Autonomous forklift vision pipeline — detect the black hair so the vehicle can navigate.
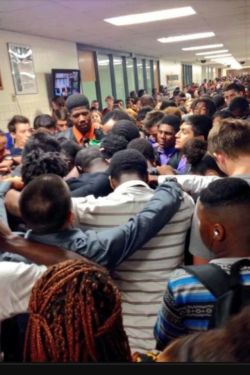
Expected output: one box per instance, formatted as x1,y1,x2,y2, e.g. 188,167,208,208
140,95,155,108
160,100,177,110
75,148,102,172
127,138,156,163
7,115,30,133
224,83,243,93
191,98,216,118
100,134,128,159
183,139,224,176
101,110,132,125
185,115,212,140
21,149,69,185
111,120,140,142
66,94,89,112
58,138,82,168
22,132,61,158
228,97,250,117
136,106,153,122
200,178,250,208
213,110,235,120
159,115,181,133
212,95,226,110
33,115,56,130
20,174,71,234
108,149,148,181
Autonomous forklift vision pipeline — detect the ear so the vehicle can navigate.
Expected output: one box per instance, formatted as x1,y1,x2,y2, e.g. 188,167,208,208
212,223,225,241
109,176,117,190
65,210,75,227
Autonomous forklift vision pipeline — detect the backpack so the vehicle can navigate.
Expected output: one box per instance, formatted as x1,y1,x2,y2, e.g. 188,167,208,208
182,258,250,329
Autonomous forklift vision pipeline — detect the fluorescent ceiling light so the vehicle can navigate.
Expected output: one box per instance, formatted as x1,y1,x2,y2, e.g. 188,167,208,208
208,53,232,59
210,57,242,69
158,32,215,43
182,43,223,51
195,49,228,56
104,6,196,26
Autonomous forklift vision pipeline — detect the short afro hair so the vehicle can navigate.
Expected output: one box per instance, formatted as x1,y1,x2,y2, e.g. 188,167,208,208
127,138,156,163
111,120,140,142
108,149,148,181
100,133,128,159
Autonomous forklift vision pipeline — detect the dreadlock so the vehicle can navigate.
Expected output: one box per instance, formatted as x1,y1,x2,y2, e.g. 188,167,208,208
23,260,131,362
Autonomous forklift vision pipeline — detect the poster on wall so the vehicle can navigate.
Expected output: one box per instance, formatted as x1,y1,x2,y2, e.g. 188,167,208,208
7,43,38,94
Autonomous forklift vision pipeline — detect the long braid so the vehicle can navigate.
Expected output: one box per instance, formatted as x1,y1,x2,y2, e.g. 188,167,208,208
23,260,132,362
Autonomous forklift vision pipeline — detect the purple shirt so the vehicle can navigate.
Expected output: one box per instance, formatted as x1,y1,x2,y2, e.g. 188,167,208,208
157,147,178,166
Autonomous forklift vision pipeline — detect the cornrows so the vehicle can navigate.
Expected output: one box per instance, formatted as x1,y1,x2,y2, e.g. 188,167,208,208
23,260,131,362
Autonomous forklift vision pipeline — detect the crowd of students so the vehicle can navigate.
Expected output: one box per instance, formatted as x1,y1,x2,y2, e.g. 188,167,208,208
0,74,250,362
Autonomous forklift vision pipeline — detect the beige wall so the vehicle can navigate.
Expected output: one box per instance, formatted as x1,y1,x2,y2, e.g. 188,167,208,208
0,30,78,130
159,60,182,93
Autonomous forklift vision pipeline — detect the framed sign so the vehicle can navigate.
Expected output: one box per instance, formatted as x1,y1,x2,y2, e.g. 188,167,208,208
8,43,37,94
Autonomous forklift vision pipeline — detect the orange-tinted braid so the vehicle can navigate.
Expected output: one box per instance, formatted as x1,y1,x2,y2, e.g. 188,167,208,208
23,259,131,362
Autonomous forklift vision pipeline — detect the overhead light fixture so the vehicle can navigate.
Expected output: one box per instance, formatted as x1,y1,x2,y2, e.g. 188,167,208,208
104,6,196,26
195,49,228,56
182,43,223,51
158,32,215,43
210,57,242,69
208,53,232,59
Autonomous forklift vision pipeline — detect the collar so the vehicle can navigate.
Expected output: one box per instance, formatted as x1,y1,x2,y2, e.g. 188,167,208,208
210,257,250,265
72,125,96,144
114,180,151,194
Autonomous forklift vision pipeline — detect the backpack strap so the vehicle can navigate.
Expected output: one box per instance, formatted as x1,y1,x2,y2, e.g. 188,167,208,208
182,264,230,298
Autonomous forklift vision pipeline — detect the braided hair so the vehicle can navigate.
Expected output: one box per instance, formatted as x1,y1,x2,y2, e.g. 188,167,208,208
23,260,131,362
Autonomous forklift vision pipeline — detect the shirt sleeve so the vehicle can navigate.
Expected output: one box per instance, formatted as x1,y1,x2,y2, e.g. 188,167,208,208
0,262,47,321
158,175,220,195
154,280,189,350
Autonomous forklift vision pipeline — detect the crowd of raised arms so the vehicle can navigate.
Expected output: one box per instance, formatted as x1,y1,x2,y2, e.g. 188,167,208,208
0,73,250,363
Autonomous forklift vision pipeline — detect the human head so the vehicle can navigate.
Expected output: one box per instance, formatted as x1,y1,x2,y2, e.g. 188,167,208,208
183,138,225,177
51,96,65,111
127,138,156,167
24,259,131,362
136,106,153,129
208,119,250,175
90,99,100,110
58,138,82,171
191,98,216,118
101,110,132,134
228,96,250,119
33,115,56,134
20,174,72,233
157,115,180,149
114,99,124,110
22,132,61,158
53,107,69,132
160,100,177,111
66,94,90,135
105,95,114,110
7,115,32,148
212,110,235,128
111,120,140,142
75,148,108,174
198,178,250,258
90,109,102,124
175,115,212,150
223,83,245,106
143,110,165,141
21,150,69,185
100,133,128,160
163,107,182,120
108,149,148,189
212,95,226,111
157,306,250,362
140,95,155,108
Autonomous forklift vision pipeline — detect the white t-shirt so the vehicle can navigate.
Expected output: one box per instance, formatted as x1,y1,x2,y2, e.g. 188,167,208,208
0,262,47,321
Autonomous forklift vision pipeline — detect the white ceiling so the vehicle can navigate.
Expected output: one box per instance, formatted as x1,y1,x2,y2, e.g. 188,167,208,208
0,0,250,65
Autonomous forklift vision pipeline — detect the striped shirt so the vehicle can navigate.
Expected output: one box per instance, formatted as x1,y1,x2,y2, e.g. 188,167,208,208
154,257,250,350
72,180,194,352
